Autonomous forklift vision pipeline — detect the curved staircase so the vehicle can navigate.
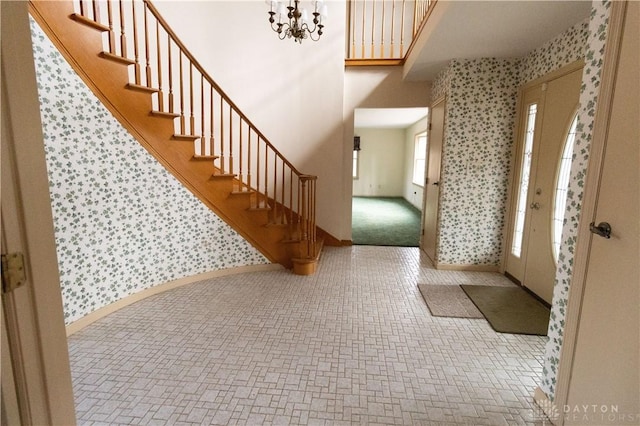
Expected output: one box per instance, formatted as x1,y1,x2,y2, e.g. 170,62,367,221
29,0,322,274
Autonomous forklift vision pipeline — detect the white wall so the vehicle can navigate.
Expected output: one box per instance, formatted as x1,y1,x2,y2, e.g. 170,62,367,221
151,3,431,242
153,0,346,239
352,128,405,197
403,116,428,209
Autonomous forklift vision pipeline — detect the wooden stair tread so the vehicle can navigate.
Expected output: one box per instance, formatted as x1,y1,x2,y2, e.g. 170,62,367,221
265,222,288,228
229,189,254,196
191,155,219,161
281,238,302,244
173,134,200,141
126,83,159,94
98,51,135,65
210,173,236,179
292,239,324,262
150,110,179,119
70,13,110,32
291,239,324,275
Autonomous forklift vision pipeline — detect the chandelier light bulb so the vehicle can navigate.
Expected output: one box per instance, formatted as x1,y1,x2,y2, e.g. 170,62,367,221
266,0,326,43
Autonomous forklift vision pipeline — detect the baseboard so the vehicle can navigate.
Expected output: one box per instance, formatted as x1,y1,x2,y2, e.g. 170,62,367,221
533,387,561,425
316,226,342,247
435,263,500,272
65,263,283,336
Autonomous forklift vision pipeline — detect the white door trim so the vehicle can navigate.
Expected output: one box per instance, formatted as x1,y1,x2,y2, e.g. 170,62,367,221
551,1,628,423
1,2,76,423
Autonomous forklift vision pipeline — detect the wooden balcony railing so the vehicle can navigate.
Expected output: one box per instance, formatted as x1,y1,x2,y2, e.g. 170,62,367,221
346,0,437,65
70,0,318,261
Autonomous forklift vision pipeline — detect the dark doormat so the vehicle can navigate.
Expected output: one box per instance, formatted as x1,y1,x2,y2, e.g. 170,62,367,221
460,285,551,336
417,284,483,319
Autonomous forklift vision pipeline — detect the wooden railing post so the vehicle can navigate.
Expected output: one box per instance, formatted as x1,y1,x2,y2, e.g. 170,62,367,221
69,0,320,271
346,0,437,63
298,175,318,258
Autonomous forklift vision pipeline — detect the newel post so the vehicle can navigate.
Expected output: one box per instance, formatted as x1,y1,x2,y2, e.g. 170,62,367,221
292,174,318,275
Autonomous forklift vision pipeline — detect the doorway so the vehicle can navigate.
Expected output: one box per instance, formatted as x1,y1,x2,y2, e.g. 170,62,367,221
421,97,444,263
505,63,583,304
351,108,428,246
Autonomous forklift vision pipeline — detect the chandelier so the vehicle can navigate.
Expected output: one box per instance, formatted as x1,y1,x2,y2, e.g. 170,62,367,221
266,0,328,43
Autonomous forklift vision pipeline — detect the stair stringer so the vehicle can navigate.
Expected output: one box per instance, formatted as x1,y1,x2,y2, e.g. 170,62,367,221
29,1,300,269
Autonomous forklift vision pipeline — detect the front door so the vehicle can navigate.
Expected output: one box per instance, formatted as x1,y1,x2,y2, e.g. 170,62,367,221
506,66,583,304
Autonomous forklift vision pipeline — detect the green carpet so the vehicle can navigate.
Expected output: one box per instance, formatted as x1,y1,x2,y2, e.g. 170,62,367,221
460,285,551,336
352,197,421,247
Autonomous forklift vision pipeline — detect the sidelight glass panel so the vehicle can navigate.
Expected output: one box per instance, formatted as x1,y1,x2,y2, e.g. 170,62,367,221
511,103,537,257
552,113,578,263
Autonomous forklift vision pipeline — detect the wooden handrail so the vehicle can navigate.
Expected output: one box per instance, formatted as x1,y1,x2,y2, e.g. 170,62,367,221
68,0,318,262
143,0,304,176
346,0,437,63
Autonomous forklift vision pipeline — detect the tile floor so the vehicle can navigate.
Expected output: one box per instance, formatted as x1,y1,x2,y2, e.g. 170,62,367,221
68,246,547,425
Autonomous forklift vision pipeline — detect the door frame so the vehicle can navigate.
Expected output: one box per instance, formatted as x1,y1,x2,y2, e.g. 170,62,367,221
420,96,445,263
1,2,76,423
501,60,585,277
545,1,630,421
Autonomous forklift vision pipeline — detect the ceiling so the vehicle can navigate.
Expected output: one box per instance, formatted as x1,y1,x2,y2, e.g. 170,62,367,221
404,0,592,81
354,107,429,129
355,1,591,129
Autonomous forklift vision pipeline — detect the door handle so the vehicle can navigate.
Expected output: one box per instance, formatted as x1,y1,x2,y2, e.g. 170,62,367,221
589,221,611,239
432,181,439,186
530,202,541,210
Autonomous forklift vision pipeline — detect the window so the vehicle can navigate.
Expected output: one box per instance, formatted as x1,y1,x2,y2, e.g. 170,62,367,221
352,149,359,179
511,103,537,258
412,132,427,186
552,113,578,263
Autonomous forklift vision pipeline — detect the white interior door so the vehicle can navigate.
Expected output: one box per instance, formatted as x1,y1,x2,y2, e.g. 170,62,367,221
422,97,444,263
506,66,582,304
566,1,639,417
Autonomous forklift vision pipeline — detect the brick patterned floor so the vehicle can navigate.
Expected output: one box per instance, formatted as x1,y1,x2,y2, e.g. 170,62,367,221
68,246,547,425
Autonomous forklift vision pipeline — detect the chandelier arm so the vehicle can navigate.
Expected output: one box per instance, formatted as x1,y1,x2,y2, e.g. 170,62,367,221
307,29,321,42
266,0,324,43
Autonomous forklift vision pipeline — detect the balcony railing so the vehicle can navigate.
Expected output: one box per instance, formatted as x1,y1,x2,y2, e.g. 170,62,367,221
346,0,437,64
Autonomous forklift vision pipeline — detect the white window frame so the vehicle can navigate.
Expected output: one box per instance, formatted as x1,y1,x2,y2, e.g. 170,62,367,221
412,131,427,186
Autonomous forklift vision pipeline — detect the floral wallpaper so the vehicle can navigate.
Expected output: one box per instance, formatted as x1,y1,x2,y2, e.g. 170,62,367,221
436,58,520,266
429,18,589,268
520,19,589,84
29,18,269,325
429,0,611,401
431,66,452,102
541,0,611,399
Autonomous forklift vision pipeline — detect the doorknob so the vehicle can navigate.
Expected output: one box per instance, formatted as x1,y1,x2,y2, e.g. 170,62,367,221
530,202,541,210
589,221,611,239
432,181,439,186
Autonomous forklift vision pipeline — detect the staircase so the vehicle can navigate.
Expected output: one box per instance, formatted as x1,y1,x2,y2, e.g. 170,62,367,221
29,0,322,275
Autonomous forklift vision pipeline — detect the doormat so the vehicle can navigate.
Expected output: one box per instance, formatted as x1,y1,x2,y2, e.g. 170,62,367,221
417,284,483,319
460,285,550,336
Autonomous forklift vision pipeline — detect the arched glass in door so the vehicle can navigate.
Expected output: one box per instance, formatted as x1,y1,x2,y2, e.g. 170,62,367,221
552,112,579,262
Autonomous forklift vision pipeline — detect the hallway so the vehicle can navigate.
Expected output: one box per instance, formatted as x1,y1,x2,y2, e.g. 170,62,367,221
68,246,545,424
